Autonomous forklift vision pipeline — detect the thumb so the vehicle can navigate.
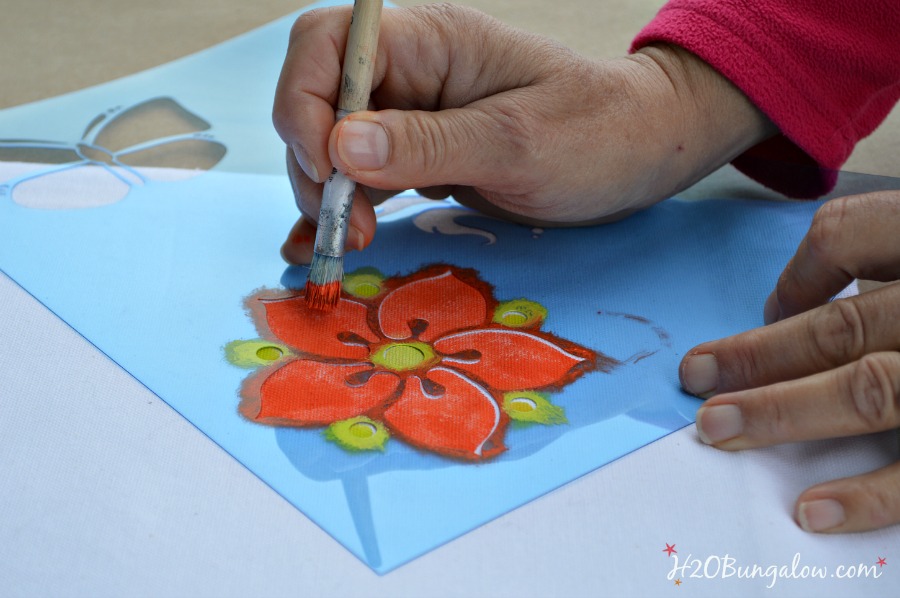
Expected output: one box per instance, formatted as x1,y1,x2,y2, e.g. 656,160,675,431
328,108,528,191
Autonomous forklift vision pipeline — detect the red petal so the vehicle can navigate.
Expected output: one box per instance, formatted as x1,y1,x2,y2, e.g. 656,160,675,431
377,269,488,342
383,367,506,460
241,359,398,425
258,295,378,359
435,328,593,391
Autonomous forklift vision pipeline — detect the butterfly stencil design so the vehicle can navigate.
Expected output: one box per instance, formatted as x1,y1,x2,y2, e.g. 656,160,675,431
0,97,226,209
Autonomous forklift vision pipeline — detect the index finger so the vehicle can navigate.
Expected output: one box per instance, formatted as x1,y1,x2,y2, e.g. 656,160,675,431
272,6,357,183
680,282,900,397
765,191,900,323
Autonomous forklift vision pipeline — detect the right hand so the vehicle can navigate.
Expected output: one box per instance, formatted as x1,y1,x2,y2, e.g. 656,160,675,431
273,3,774,264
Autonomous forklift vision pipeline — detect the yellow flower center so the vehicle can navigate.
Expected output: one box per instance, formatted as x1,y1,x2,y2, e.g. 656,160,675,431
349,421,378,438
508,397,538,412
370,341,437,371
492,299,547,328
499,310,529,327
255,346,284,361
501,391,568,425
342,268,386,298
324,416,390,452
351,282,381,297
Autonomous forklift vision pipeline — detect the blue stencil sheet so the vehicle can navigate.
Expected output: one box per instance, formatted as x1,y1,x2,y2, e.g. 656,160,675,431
0,1,823,573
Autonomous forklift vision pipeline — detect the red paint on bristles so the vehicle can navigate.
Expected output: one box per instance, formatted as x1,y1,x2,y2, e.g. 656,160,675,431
305,280,342,312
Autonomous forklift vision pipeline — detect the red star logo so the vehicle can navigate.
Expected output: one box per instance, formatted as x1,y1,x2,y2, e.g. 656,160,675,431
663,543,677,557
674,579,682,586
877,557,887,567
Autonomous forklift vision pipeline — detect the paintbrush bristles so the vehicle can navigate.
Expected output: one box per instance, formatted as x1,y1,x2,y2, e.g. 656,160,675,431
305,253,343,311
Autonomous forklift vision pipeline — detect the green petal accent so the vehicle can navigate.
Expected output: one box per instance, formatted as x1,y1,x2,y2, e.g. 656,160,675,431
325,416,390,452
343,267,386,298
502,391,567,425
225,339,293,368
493,299,548,328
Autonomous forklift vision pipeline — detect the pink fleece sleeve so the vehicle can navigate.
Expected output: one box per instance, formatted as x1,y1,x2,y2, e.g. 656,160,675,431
632,0,900,198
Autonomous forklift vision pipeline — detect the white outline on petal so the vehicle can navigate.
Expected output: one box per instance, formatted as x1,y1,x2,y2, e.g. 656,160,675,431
377,270,455,340
440,353,480,365
436,328,586,364
428,366,501,457
413,375,443,400
256,295,380,354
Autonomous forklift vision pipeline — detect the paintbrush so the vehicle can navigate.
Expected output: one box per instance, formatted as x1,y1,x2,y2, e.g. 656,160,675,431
305,0,384,311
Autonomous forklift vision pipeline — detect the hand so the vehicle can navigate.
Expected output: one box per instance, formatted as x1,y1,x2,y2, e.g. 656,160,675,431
680,190,900,533
273,3,774,263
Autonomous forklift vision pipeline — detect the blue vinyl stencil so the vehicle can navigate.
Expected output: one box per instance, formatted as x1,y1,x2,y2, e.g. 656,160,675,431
0,1,825,573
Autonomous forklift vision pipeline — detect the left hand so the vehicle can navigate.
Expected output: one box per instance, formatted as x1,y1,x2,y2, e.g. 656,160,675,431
679,190,900,533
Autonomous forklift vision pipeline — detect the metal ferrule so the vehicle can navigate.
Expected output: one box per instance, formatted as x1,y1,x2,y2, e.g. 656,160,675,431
314,168,356,257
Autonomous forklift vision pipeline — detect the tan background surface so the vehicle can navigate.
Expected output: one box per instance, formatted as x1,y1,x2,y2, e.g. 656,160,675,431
1,0,897,177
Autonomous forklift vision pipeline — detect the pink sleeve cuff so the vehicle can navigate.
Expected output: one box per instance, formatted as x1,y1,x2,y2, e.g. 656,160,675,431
632,0,900,198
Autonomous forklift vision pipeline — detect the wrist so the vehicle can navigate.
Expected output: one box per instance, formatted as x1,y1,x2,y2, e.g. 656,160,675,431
627,44,777,198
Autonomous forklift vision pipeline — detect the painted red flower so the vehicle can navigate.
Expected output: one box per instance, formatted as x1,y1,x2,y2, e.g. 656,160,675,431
228,265,615,461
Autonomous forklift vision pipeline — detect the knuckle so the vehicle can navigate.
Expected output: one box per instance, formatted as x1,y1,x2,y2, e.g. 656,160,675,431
289,8,328,46
807,197,850,261
847,353,900,429
483,105,543,190
775,253,807,300
271,101,294,141
853,476,898,529
762,392,793,439
490,101,536,152
416,3,480,29
412,4,491,64
398,113,449,181
285,151,320,217
773,262,796,306
398,107,540,190
718,331,768,391
809,299,866,367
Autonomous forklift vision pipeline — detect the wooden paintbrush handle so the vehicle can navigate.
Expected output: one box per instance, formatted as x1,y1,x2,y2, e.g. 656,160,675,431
338,0,383,114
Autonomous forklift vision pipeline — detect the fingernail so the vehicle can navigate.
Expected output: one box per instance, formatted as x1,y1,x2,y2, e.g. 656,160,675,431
282,218,316,265
797,499,846,532
681,353,719,397
292,143,320,183
763,291,780,324
696,404,742,444
344,226,365,251
338,119,389,170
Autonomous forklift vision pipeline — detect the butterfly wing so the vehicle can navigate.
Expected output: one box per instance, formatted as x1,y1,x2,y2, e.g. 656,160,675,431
7,162,131,210
85,97,227,181
2,99,226,208
0,140,80,164
0,140,81,183
87,97,214,153
115,134,226,182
